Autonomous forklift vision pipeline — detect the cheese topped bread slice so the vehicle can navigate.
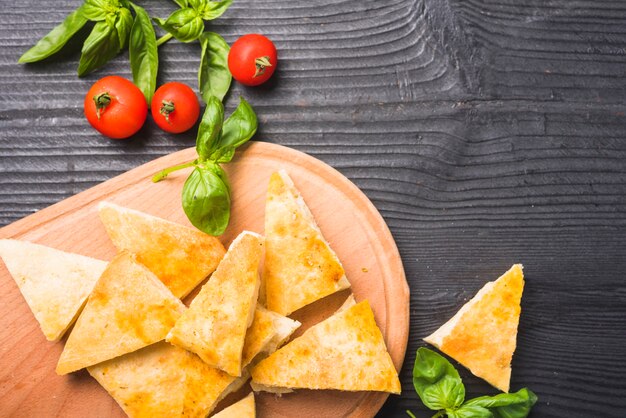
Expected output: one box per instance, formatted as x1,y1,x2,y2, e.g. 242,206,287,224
263,170,350,316
56,251,185,375
88,342,187,418
167,231,263,377
250,299,401,394
0,239,107,341
183,307,300,418
424,264,525,392
98,201,226,298
212,392,255,418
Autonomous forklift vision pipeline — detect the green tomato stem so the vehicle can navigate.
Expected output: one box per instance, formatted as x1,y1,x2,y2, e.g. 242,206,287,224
156,33,173,47
151,160,196,183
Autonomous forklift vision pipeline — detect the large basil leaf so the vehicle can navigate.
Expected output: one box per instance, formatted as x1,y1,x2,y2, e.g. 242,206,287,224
182,165,231,236
78,20,121,76
196,96,224,160
153,8,204,43
114,7,133,49
412,348,465,411
197,0,233,20
211,97,257,162
198,32,231,102
129,3,158,105
449,405,494,418
464,388,538,418
19,7,89,63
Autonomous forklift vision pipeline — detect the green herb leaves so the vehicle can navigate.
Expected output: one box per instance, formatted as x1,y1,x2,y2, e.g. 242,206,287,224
129,3,158,104
153,97,258,236
199,32,231,102
408,348,537,418
155,0,233,43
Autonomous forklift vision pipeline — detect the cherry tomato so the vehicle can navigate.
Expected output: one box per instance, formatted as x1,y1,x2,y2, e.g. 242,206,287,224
228,34,277,86
84,75,147,139
151,82,200,134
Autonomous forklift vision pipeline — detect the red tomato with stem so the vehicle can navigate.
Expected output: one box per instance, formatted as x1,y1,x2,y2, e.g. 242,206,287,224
228,34,277,86
151,82,200,134
84,75,147,139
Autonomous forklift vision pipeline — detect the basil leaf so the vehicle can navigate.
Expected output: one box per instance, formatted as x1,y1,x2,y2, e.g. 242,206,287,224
115,7,133,49
196,96,224,160
198,31,231,102
412,348,465,411
18,7,89,63
210,97,257,162
464,388,538,418
449,405,494,418
78,20,121,76
153,8,204,43
129,3,158,105
173,0,188,7
198,0,233,20
182,165,231,236
83,0,119,22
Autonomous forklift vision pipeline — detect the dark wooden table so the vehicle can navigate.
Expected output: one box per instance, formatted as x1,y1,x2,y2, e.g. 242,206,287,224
1,1,626,417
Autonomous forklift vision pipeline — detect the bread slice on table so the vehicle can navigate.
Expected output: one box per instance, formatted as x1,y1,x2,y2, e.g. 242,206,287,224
250,298,401,394
98,201,225,298
56,251,185,375
263,170,351,316
424,264,525,392
167,231,263,377
182,307,300,418
88,342,187,418
212,392,255,418
0,239,107,342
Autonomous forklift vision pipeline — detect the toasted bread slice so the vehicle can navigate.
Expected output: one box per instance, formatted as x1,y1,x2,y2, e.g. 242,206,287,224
167,231,263,376
88,342,187,418
250,300,401,394
98,202,225,298
0,239,107,341
213,392,255,418
183,307,300,418
263,170,350,316
56,251,185,374
424,264,525,392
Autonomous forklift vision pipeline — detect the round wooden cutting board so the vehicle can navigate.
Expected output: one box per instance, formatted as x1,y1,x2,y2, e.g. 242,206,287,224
0,141,410,418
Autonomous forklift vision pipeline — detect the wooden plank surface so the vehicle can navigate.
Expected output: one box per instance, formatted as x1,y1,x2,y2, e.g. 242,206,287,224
1,0,626,417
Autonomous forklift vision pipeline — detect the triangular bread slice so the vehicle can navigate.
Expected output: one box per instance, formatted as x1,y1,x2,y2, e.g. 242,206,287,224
88,342,187,418
264,170,350,315
167,231,263,376
250,299,401,394
213,392,255,418
56,251,186,374
0,239,107,341
98,201,226,298
424,264,524,392
183,307,300,417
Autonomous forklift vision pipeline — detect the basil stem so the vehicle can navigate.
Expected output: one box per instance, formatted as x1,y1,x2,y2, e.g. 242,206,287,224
129,3,158,105
18,6,89,63
198,31,231,103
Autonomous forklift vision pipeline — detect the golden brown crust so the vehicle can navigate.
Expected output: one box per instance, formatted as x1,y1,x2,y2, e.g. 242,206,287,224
88,342,187,418
250,300,401,394
0,239,107,341
263,171,350,316
98,202,226,298
166,232,263,377
424,264,525,392
56,251,185,375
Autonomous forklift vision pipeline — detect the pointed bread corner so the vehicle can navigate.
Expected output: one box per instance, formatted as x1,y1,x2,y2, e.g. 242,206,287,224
250,300,400,394
56,251,185,375
212,392,255,418
424,264,525,392
98,201,226,298
263,170,350,316
0,239,107,342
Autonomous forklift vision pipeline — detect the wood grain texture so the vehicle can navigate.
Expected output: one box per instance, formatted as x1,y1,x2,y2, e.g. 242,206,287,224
0,143,409,418
1,0,626,417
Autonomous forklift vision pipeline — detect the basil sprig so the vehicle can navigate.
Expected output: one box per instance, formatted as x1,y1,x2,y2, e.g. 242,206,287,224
152,96,257,236
199,32,231,102
408,348,537,418
154,0,232,43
